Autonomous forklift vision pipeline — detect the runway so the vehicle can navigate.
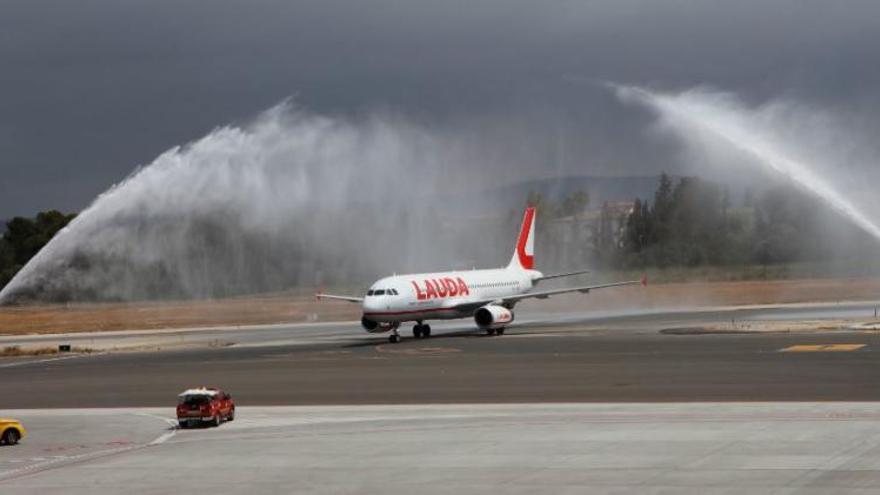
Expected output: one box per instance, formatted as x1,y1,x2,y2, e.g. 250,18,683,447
3,302,880,408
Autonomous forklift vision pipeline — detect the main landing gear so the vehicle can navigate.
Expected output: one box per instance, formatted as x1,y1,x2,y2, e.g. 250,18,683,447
386,322,431,343
485,327,505,336
412,323,432,339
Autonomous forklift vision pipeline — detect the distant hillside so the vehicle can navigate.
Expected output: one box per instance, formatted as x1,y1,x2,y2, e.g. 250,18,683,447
447,175,666,215
495,175,662,204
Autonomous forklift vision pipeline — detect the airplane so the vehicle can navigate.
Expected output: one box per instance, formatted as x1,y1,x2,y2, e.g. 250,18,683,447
316,206,646,343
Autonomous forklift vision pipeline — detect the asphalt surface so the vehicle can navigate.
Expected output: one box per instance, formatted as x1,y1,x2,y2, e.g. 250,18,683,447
3,303,880,408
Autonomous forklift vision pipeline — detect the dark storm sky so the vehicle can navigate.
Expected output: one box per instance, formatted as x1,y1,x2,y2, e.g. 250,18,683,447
2,0,879,217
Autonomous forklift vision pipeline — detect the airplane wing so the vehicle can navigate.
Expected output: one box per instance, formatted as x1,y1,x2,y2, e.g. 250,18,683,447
501,276,646,304
315,292,363,303
533,269,591,283
447,275,647,312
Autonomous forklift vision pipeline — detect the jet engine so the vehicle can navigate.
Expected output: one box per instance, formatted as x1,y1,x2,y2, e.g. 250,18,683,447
361,317,396,333
473,305,514,330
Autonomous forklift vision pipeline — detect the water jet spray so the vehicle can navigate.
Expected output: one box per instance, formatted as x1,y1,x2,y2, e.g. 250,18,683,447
614,85,880,244
0,103,513,304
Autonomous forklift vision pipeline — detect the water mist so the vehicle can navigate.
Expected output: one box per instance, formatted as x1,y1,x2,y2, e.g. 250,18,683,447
0,103,517,303
615,85,880,243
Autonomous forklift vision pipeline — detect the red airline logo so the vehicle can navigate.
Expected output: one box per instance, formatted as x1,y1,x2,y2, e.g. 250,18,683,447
516,207,535,269
411,277,471,300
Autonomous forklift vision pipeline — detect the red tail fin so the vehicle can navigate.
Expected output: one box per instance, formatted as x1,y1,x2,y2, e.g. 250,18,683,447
508,207,535,270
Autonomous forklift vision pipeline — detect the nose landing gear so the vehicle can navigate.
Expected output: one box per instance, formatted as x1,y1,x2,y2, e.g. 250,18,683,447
388,323,402,343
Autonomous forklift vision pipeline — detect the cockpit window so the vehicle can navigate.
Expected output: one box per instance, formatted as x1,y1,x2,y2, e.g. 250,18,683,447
366,288,398,296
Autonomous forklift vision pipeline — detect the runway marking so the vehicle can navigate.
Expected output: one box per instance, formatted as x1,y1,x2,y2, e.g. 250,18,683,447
0,353,92,368
780,344,866,352
149,430,176,445
0,414,177,483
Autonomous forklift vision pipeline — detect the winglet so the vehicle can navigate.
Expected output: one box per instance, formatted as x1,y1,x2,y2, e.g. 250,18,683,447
640,274,648,287
315,289,323,301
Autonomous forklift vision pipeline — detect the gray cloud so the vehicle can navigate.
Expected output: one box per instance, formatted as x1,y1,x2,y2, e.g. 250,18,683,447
2,0,880,217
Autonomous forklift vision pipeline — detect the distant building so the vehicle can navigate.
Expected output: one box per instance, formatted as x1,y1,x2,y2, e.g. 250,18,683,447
548,200,635,260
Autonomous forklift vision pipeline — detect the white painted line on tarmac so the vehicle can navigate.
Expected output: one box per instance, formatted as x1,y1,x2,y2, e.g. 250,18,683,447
149,431,176,445
0,412,177,483
0,444,138,482
135,412,178,445
0,353,95,368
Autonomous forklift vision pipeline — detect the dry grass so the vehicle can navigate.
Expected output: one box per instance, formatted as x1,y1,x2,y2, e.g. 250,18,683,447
0,293,361,336
0,277,879,336
1,345,94,357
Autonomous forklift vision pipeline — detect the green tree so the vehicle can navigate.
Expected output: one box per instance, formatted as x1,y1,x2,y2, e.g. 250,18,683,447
623,198,651,255
525,190,558,224
652,172,673,243
617,175,756,268
592,202,616,263
0,210,76,290
559,190,590,217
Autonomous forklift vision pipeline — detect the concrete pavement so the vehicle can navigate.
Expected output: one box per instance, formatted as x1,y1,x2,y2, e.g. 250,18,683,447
4,404,880,494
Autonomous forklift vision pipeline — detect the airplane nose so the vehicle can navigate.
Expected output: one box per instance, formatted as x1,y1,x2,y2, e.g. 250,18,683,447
362,298,380,313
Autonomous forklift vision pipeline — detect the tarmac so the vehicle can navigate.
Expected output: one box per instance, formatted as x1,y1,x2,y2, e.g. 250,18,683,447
3,302,880,492
4,403,880,494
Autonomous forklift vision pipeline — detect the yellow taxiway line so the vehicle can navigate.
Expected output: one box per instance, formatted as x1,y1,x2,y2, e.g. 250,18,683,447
780,344,866,352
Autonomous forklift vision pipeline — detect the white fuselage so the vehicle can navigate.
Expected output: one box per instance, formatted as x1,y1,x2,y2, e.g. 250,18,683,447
361,267,542,324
